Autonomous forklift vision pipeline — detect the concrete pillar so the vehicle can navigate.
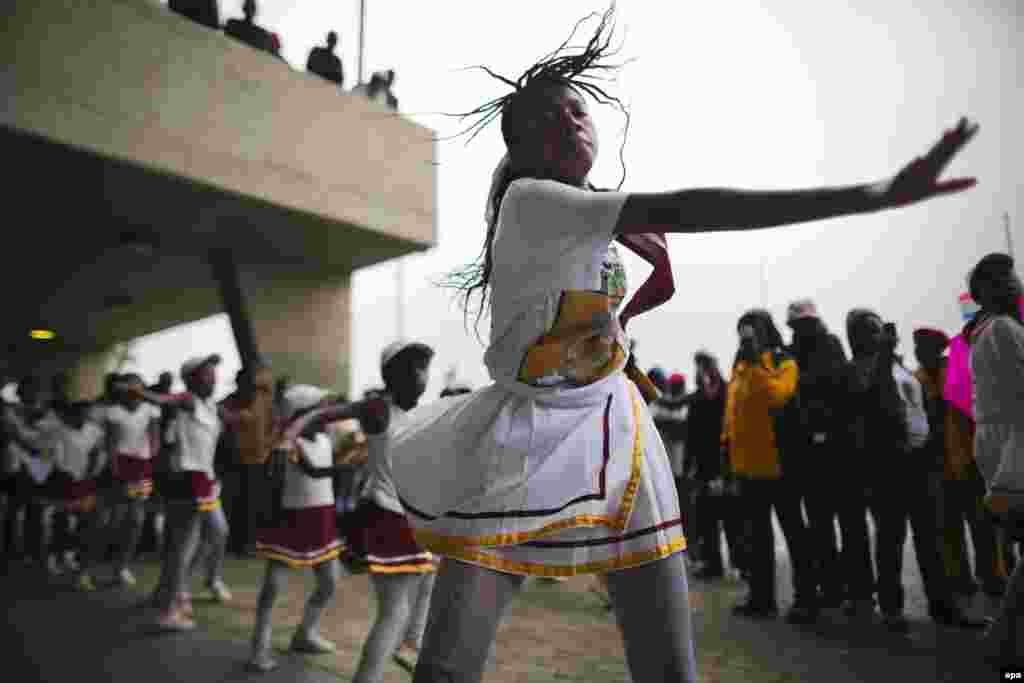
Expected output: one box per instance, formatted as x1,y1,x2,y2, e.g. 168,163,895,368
246,272,352,393
209,248,263,369
68,348,118,401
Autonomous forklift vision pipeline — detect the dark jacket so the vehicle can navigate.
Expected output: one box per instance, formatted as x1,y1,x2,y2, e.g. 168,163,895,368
787,325,849,444
686,376,727,481
844,310,906,457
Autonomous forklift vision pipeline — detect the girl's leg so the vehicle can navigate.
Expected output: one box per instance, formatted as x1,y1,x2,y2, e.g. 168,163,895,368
293,558,340,650
249,559,289,671
150,500,185,606
986,555,1024,663
201,506,230,599
37,502,56,573
0,492,9,563
353,572,427,683
604,553,699,683
412,560,526,683
152,502,166,557
115,498,147,582
402,570,437,649
159,504,202,624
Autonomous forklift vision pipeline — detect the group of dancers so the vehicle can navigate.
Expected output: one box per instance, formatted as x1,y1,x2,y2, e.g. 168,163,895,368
4,3,1012,680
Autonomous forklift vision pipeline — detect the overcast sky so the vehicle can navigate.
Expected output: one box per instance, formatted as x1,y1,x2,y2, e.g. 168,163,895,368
134,0,1022,400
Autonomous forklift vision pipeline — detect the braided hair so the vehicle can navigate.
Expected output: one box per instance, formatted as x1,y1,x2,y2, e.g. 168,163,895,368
436,4,632,341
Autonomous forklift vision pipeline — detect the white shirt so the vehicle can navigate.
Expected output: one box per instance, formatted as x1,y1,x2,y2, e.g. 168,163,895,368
2,406,61,477
53,422,105,481
104,403,161,459
483,179,629,386
972,315,1024,425
364,402,407,514
167,396,221,476
892,362,929,450
282,432,336,510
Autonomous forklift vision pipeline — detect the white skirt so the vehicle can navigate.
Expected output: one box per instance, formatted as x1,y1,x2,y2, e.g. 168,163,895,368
389,371,686,576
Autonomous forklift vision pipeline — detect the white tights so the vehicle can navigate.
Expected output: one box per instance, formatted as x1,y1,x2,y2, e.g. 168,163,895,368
251,558,340,652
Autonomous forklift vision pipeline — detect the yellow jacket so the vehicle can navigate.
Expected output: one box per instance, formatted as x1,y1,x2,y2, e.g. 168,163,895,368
721,350,799,480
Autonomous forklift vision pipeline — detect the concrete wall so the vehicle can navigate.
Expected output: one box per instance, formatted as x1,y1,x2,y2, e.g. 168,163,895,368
246,273,352,392
0,0,435,247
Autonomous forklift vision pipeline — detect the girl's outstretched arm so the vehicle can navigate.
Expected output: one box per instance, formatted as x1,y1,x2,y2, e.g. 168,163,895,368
615,118,978,235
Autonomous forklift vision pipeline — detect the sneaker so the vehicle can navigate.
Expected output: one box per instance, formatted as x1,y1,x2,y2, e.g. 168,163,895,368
246,650,279,673
290,630,336,654
155,607,196,632
208,580,232,603
118,568,137,587
62,552,80,573
176,592,194,618
46,555,65,577
76,573,97,592
732,600,779,619
882,613,910,634
392,642,419,672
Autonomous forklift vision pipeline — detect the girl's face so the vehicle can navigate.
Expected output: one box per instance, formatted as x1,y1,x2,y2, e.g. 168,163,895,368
520,85,598,186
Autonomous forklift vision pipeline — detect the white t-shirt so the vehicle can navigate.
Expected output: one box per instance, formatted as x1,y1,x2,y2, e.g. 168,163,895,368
2,407,62,477
104,403,161,459
53,422,106,481
892,362,929,450
167,397,221,476
282,432,336,510
364,402,407,514
482,178,630,385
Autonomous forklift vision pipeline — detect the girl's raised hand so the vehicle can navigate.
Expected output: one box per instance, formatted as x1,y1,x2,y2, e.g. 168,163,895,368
882,117,979,208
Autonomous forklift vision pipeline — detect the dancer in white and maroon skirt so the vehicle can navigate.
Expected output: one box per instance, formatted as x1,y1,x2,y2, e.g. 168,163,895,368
101,373,162,587
144,354,235,631
350,341,438,683
247,384,351,672
1,376,62,572
50,401,108,591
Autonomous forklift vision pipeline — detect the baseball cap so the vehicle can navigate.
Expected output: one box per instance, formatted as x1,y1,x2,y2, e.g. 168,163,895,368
180,354,222,379
282,384,330,421
787,298,820,323
668,372,686,386
380,340,434,373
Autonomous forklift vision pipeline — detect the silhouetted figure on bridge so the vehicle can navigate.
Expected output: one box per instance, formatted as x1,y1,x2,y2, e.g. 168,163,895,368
224,0,282,60
354,70,398,110
169,0,220,30
306,31,344,87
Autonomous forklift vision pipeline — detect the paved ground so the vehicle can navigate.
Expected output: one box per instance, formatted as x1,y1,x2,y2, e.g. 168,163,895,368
0,517,1017,683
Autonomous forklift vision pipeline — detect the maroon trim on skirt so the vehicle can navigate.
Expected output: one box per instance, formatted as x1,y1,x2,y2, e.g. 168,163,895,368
65,478,97,502
356,501,430,561
113,453,153,484
188,471,216,499
256,505,339,556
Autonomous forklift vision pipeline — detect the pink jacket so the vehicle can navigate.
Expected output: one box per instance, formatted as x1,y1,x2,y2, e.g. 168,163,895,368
944,333,973,420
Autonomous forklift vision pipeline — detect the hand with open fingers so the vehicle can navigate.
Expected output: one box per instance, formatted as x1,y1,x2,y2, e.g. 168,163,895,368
881,117,979,208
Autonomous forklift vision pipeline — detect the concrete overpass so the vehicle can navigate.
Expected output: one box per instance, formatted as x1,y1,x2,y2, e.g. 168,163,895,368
0,0,436,398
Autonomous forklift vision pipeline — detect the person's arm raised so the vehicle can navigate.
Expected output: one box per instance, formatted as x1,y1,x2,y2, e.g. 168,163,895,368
615,118,978,236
